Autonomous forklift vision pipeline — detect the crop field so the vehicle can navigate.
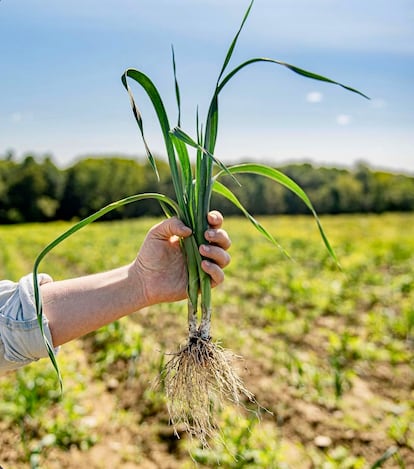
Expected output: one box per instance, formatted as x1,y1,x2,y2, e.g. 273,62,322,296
0,213,413,468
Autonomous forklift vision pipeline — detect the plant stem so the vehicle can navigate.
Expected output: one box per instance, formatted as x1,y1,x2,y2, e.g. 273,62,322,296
182,236,200,338
187,300,198,338
199,304,212,340
197,93,218,338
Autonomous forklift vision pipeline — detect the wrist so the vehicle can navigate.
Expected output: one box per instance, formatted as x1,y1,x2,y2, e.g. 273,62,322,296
126,262,151,311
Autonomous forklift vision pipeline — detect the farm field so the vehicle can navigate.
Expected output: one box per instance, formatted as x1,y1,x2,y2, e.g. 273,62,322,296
0,213,413,468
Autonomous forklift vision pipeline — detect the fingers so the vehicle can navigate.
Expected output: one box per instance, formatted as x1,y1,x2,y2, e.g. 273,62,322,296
204,227,232,250
199,243,231,269
207,210,223,229
151,212,231,250
199,243,230,287
146,212,230,289
200,260,224,287
206,210,231,250
200,211,231,288
150,217,192,240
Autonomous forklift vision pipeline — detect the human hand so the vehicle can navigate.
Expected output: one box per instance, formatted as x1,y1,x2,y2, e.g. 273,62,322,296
132,211,231,306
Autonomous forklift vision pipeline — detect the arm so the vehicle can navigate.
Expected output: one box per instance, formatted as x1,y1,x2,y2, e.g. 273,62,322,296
40,211,231,347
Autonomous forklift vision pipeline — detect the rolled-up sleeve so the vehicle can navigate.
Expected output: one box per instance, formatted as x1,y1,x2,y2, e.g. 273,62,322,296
0,273,58,373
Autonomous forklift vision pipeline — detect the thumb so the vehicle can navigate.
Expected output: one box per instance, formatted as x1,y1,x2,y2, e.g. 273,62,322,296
151,217,192,240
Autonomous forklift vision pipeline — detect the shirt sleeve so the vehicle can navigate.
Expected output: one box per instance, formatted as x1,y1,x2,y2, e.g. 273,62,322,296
0,273,58,373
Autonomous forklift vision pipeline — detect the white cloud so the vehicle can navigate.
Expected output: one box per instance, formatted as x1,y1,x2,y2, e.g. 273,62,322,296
336,114,352,126
9,111,33,124
306,91,323,103
10,112,23,123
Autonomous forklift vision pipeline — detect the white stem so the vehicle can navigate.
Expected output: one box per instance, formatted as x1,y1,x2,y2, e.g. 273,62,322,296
188,300,198,338
199,306,212,339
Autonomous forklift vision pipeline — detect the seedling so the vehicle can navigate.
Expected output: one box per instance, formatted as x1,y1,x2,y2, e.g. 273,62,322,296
33,0,368,445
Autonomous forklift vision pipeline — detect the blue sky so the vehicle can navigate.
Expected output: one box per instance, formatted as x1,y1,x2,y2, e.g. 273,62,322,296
1,0,413,174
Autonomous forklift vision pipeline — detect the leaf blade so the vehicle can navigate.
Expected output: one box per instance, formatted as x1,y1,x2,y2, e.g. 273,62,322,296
33,192,180,387
218,57,369,100
212,179,289,257
215,163,340,266
171,126,239,186
121,69,187,215
217,0,255,84
171,45,182,127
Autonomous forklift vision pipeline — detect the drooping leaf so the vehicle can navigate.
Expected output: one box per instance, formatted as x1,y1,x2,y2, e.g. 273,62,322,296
170,126,239,187
121,70,161,179
212,179,289,257
121,69,186,214
33,192,180,387
215,163,340,266
218,57,370,100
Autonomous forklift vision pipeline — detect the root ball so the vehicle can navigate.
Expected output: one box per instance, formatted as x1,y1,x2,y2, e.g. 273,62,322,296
162,336,255,446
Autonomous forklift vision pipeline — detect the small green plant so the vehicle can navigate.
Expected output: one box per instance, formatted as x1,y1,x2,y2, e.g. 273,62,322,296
33,0,367,444
387,407,414,448
0,358,96,463
328,331,358,399
370,446,405,469
88,320,143,378
188,408,282,468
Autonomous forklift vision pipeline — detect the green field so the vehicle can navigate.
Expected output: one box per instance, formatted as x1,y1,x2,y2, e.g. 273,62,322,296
1,213,413,468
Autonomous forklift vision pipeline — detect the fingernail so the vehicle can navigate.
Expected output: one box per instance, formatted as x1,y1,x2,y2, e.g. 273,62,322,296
181,223,192,233
207,230,215,238
202,244,210,253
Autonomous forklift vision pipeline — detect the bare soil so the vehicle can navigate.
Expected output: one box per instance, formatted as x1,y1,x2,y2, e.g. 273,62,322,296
1,305,413,469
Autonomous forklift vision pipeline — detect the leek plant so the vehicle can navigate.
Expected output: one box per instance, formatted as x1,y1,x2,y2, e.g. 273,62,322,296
33,0,368,445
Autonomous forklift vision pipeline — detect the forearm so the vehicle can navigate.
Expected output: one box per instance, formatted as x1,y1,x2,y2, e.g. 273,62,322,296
40,264,147,347
38,213,230,349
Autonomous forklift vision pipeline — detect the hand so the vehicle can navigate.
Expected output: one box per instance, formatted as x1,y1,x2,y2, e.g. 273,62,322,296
41,212,230,346
132,211,231,306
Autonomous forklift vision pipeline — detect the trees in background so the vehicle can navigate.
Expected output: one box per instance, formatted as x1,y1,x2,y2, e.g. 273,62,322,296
0,155,64,223
0,152,413,224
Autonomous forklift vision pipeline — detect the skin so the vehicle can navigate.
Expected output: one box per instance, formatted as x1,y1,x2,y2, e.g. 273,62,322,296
41,211,231,347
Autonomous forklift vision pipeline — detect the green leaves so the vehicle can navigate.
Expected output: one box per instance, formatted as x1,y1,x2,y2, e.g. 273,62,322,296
171,46,182,127
120,0,369,323
35,0,367,388
170,127,239,187
193,0,364,271
121,70,162,180
212,179,289,257
121,0,367,273
121,69,188,221
214,163,339,266
217,58,370,100
217,0,254,85
282,62,370,100
33,193,180,388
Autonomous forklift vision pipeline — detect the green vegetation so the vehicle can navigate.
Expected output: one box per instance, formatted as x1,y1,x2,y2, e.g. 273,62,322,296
0,214,413,467
1,154,414,224
27,0,368,444
0,1,410,465
0,343,97,467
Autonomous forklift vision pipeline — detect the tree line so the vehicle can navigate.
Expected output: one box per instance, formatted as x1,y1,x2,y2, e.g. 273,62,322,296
1,152,413,224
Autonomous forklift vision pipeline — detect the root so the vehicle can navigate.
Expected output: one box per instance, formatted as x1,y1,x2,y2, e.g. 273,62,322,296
162,335,255,446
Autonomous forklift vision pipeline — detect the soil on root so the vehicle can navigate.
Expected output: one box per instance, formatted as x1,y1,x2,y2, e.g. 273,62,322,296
162,335,256,446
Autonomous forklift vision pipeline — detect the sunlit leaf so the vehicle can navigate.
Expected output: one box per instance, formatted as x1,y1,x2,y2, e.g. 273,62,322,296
215,163,340,266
